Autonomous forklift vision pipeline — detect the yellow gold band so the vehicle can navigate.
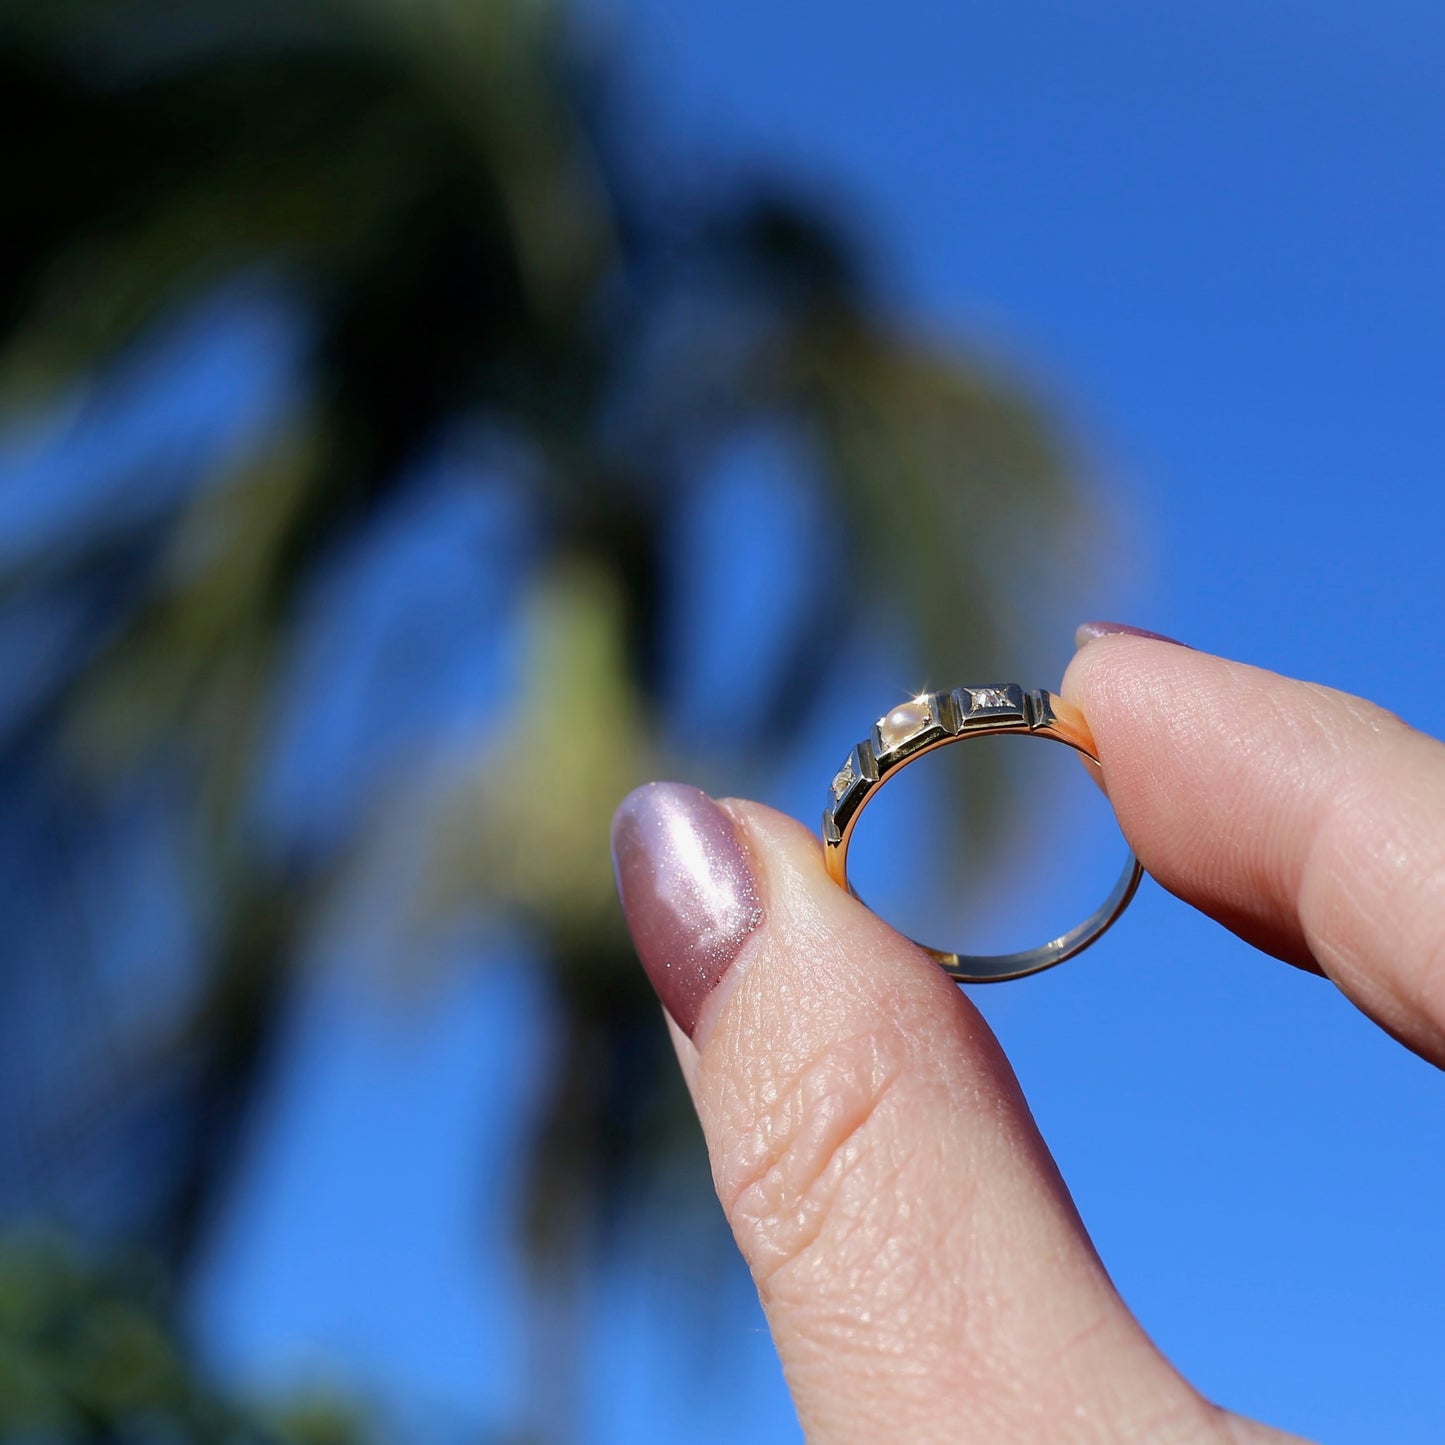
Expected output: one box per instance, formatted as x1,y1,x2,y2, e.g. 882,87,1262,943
822,685,1142,982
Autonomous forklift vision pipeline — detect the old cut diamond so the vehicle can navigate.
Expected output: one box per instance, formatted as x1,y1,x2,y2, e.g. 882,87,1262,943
970,687,1013,710
831,757,857,800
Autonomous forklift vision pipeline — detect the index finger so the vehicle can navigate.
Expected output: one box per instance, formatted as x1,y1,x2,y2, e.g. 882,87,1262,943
1062,631,1445,1066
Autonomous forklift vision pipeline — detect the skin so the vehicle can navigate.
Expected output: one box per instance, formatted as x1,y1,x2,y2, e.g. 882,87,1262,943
613,634,1445,1442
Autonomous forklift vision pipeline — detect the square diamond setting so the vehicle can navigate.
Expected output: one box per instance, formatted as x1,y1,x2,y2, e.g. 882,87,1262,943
954,683,1026,727
970,687,1012,710
824,740,876,839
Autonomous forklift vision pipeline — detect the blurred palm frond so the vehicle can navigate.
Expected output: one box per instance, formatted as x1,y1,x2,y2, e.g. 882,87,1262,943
0,0,1086,1412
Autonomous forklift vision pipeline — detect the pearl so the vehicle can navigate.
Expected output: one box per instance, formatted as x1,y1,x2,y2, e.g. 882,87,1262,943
876,698,932,752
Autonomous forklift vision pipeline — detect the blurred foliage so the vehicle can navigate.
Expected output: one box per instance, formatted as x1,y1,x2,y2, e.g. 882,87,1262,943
0,0,1082,1432
0,1233,368,1442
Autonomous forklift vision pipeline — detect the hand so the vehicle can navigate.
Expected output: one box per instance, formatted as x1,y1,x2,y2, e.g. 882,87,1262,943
610,629,1445,1442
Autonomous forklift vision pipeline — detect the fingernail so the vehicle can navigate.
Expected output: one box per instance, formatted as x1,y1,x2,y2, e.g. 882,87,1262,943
1074,620,1190,650
610,782,763,1039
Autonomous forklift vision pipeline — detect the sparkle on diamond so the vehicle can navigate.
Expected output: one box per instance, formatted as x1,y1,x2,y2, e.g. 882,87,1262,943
970,687,1013,710
831,757,857,800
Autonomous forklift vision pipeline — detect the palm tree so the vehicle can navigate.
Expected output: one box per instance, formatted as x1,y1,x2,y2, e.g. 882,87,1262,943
0,0,1080,1434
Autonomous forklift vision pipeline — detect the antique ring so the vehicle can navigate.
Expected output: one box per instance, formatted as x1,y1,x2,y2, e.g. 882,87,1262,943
822,685,1142,982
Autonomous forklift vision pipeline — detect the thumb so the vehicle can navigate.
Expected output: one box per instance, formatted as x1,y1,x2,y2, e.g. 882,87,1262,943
611,782,1285,1443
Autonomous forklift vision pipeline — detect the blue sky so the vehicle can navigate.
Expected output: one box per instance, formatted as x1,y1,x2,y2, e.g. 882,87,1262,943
77,2,1443,1440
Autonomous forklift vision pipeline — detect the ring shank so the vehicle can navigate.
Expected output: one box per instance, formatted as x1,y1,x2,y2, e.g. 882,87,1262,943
822,687,1143,983
901,851,1141,983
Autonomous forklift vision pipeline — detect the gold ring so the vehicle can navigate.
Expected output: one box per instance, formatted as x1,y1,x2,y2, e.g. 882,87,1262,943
822,685,1142,982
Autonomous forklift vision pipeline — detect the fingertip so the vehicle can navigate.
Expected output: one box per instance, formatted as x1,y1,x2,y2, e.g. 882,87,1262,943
1061,632,1225,793
714,795,832,874
1062,626,1199,707
695,793,960,1048
1060,635,1445,1048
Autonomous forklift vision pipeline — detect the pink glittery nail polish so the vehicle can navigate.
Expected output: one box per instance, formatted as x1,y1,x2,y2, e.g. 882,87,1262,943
610,782,763,1038
1074,620,1190,649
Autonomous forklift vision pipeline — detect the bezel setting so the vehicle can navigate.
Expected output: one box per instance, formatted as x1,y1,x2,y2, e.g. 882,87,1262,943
953,682,1027,728
870,691,953,763
823,686,1064,844
823,739,877,842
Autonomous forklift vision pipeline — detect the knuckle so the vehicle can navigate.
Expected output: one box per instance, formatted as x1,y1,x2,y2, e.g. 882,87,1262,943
715,1025,916,1293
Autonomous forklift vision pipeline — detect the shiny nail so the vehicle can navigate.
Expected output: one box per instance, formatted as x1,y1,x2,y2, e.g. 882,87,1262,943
1074,620,1190,650
611,782,763,1039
